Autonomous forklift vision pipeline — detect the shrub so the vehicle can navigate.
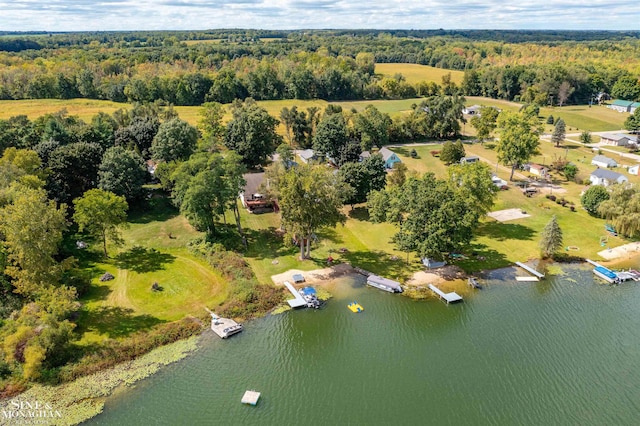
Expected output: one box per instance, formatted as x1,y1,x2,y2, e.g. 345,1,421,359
485,143,496,150
546,115,554,124
57,318,203,383
410,149,418,158
430,150,440,157
548,195,557,202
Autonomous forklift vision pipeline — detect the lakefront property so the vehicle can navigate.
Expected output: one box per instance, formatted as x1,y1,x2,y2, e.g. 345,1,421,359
1,27,640,426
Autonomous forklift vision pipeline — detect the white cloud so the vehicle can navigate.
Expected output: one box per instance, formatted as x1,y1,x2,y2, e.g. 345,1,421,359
0,0,639,31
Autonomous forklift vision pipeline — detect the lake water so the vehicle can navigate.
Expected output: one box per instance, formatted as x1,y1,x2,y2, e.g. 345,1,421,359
88,264,640,425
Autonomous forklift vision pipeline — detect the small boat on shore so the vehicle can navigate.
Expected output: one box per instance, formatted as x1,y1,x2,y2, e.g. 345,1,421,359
468,277,482,289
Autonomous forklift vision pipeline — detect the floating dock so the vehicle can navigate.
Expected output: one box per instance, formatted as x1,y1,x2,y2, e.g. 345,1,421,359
516,276,539,282
241,390,261,405
208,312,243,339
586,259,639,284
428,284,463,304
284,281,307,308
515,262,545,280
366,274,403,293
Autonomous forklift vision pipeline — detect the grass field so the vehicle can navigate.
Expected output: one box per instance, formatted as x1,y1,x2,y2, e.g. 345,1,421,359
384,143,630,271
76,199,229,344
375,63,464,85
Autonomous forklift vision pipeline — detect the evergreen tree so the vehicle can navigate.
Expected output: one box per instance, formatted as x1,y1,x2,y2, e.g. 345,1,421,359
551,118,566,147
539,215,563,258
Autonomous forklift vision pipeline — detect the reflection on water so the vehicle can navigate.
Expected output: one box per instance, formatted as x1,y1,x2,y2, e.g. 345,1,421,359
89,265,640,426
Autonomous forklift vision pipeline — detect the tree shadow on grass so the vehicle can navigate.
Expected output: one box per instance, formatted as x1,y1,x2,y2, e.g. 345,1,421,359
114,246,176,273
340,249,411,281
128,196,179,224
78,306,165,338
244,227,297,260
347,206,370,221
455,243,510,272
477,222,536,242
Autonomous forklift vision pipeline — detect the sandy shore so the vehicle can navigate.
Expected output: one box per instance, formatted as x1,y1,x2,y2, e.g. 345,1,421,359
270,263,466,292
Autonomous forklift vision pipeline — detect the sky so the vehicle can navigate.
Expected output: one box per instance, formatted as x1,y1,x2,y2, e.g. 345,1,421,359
1,1,640,32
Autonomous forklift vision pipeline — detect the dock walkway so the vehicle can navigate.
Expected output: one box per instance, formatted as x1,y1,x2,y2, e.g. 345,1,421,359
284,281,307,308
515,262,545,279
428,284,463,304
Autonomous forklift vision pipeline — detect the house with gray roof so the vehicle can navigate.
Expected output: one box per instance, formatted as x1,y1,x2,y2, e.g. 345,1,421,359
599,133,637,147
591,155,618,168
297,149,317,164
590,169,628,187
378,147,402,169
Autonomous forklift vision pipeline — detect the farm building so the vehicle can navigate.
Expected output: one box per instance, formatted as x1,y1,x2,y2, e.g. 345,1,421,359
591,155,618,168
378,147,402,169
608,100,635,113
590,169,628,186
460,156,480,164
599,133,638,146
529,164,548,177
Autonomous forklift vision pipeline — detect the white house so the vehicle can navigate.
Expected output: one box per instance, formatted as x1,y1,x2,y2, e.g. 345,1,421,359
591,155,618,168
628,165,640,176
599,133,637,146
590,169,628,186
529,164,548,177
378,147,402,169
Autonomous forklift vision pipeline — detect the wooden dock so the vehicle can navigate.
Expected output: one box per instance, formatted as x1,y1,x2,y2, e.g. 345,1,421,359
515,262,545,279
428,284,463,304
284,281,307,308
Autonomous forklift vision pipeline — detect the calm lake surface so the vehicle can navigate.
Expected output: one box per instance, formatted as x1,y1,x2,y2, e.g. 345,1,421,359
89,264,640,425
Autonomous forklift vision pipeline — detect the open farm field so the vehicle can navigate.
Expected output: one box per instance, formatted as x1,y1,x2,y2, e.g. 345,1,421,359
0,98,126,122
376,63,464,85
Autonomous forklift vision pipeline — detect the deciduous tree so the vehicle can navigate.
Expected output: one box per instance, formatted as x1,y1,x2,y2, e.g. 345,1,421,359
279,164,348,259
151,118,199,163
73,189,128,257
98,146,147,202
225,99,281,168
496,110,542,180
597,184,640,237
581,185,610,215
470,106,499,142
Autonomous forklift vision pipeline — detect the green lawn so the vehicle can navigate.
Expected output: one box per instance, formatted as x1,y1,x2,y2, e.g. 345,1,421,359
384,143,629,272
76,198,229,344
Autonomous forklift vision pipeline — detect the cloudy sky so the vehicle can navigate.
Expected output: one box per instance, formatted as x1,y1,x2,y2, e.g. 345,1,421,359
1,1,639,32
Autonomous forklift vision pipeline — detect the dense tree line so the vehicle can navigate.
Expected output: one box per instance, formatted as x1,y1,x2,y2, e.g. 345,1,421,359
1,30,640,105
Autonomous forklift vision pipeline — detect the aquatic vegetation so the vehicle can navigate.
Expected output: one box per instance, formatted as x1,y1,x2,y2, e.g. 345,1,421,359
0,337,199,426
272,305,292,315
315,288,333,301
